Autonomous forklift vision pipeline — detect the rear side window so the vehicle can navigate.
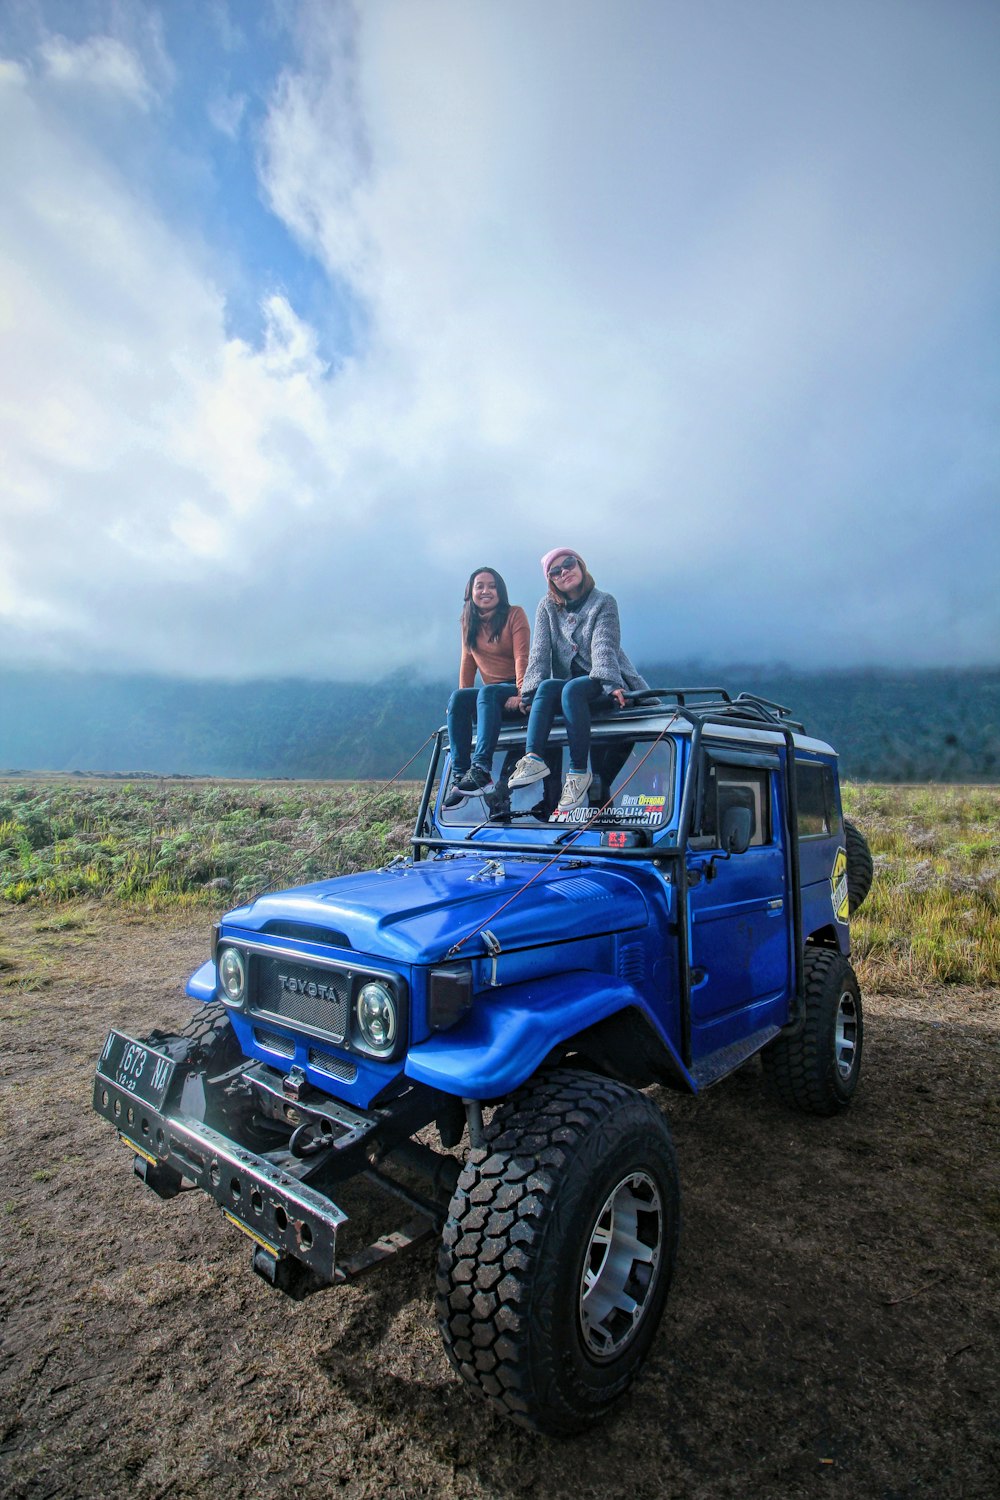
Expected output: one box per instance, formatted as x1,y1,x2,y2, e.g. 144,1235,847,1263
698,763,772,848
796,761,835,837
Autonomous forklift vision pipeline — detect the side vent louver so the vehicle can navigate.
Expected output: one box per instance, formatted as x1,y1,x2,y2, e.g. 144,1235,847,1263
555,877,611,903
618,942,646,984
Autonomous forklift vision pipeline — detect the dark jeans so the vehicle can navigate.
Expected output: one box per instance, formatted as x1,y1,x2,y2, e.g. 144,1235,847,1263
447,682,516,773
524,676,610,772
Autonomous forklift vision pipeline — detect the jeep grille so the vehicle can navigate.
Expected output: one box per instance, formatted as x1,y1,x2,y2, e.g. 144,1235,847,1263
308,1048,358,1084
253,1027,295,1057
250,955,350,1041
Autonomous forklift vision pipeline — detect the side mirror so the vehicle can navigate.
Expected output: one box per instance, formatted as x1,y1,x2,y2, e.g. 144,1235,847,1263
720,804,752,855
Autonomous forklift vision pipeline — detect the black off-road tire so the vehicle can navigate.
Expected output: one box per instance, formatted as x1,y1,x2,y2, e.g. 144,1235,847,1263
435,1069,680,1435
180,1000,242,1072
844,819,874,914
143,1001,241,1074
761,948,863,1115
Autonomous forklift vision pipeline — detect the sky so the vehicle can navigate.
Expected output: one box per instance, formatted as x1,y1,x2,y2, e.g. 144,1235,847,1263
0,0,997,682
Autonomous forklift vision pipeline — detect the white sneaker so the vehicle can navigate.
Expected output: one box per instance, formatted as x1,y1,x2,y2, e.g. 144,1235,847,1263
557,769,593,812
508,753,549,788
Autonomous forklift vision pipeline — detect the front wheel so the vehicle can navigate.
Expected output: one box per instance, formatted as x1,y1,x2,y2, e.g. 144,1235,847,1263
435,1069,680,1435
142,1000,242,1076
761,948,864,1115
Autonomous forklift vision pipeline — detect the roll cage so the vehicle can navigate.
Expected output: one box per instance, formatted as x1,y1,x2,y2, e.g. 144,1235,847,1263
413,687,807,862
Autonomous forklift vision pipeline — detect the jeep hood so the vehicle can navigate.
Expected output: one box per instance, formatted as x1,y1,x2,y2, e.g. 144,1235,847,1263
221,855,649,964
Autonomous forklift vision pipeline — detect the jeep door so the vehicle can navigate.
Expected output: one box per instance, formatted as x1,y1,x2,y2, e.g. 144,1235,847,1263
685,747,791,1059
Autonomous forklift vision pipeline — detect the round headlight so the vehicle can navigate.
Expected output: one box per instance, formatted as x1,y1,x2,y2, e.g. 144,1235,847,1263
218,946,246,1005
356,981,397,1051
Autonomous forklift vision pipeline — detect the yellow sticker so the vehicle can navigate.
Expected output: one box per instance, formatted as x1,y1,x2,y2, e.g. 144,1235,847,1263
223,1210,280,1259
120,1135,158,1167
831,847,849,924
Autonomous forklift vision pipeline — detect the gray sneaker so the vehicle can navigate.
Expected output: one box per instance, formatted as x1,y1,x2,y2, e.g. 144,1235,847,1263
508,753,549,789
556,769,593,812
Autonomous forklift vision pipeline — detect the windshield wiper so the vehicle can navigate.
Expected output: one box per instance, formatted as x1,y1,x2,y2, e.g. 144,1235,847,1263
464,808,539,838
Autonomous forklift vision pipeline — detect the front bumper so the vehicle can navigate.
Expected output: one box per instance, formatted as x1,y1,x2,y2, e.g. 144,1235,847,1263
93,1031,347,1281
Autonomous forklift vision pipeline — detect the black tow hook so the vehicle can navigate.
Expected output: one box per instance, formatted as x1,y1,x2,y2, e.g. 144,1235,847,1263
289,1118,335,1158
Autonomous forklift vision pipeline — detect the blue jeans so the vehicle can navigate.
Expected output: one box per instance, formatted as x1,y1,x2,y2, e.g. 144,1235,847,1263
447,683,516,774
524,677,610,772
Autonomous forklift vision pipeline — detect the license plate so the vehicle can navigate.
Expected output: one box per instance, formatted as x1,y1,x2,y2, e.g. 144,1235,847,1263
96,1030,176,1112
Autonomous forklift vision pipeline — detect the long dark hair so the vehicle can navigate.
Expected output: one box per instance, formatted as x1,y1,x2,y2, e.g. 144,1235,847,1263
463,566,511,647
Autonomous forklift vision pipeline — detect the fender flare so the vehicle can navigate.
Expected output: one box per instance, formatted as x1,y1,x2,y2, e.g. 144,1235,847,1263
186,959,217,1002
404,970,693,1099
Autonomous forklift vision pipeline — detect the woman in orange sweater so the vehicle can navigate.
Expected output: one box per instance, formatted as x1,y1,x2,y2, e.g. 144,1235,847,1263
445,566,530,802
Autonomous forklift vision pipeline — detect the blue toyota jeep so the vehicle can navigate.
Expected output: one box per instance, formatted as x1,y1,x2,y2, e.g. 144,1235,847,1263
93,689,873,1435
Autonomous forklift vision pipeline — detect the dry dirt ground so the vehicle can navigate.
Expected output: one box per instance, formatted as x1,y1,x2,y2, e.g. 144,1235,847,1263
0,903,997,1500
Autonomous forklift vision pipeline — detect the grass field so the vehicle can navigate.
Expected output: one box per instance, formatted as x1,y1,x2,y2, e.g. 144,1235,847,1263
0,778,421,908
1,781,997,1497
843,783,1000,988
1,778,997,991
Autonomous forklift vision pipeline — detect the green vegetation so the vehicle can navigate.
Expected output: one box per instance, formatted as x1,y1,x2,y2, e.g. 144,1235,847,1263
0,780,421,909
843,783,1000,990
0,779,996,991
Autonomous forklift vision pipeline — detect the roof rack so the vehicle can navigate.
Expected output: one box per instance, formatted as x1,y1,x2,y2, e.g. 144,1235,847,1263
624,687,805,734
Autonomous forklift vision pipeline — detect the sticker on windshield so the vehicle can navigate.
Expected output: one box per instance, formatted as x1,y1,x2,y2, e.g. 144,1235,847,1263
620,794,665,822
831,846,849,924
549,796,665,828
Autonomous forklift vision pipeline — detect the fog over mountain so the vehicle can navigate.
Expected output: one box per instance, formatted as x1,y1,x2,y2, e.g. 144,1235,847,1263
2,667,997,784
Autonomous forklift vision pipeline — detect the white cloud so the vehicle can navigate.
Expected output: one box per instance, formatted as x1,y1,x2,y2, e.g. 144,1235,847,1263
207,89,247,140
0,1,997,679
250,0,1000,665
39,33,154,108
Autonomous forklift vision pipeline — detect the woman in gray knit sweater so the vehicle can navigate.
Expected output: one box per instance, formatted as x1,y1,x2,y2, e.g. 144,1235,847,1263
509,548,648,814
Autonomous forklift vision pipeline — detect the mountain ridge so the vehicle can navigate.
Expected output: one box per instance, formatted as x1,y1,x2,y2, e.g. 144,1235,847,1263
1,665,997,782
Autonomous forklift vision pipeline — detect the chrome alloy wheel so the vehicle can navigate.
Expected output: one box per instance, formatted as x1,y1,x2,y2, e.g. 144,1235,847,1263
835,988,860,1081
579,1171,663,1360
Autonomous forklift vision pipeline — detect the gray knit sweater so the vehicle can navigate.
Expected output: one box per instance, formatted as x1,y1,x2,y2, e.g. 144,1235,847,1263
520,588,648,698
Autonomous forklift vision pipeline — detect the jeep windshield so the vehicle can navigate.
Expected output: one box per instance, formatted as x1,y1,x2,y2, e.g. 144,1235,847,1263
438,725,675,837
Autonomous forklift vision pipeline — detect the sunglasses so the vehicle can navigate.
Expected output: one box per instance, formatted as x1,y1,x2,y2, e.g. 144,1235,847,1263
548,556,579,578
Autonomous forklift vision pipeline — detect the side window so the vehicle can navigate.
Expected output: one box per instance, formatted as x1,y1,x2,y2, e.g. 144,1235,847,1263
796,761,834,837
699,763,772,848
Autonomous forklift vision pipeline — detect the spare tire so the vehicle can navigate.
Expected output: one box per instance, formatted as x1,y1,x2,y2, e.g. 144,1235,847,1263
844,819,874,914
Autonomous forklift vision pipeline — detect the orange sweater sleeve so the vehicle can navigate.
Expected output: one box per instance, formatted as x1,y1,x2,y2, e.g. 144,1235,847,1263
509,606,530,691
459,634,477,689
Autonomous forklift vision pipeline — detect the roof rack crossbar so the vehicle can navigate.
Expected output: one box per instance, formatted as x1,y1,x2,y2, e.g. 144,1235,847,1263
626,687,732,707
625,688,805,734
733,691,795,719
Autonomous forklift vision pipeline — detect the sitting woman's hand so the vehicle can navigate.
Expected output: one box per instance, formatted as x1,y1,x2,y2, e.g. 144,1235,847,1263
610,688,627,709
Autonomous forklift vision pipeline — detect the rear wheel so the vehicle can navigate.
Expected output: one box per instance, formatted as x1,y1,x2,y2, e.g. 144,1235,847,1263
844,819,874,913
436,1069,680,1434
761,948,863,1115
